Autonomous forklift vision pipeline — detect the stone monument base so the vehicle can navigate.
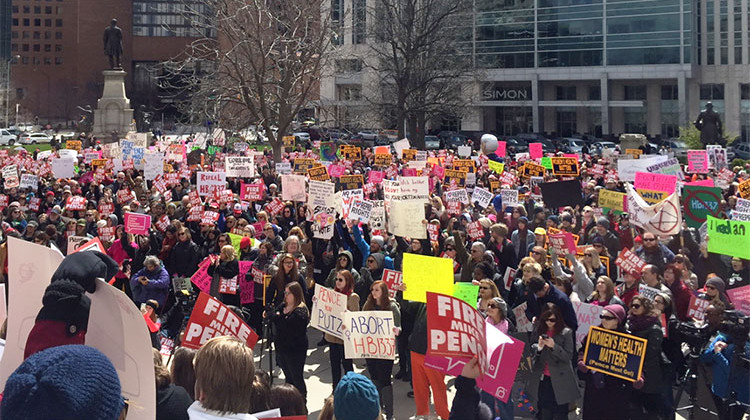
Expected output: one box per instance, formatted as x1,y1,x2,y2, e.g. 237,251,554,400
93,70,134,142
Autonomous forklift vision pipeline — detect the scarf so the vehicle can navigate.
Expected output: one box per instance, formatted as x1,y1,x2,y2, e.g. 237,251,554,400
627,314,659,332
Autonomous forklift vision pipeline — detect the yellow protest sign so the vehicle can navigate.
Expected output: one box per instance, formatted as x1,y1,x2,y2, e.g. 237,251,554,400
637,189,668,205
488,160,505,174
91,159,108,169
739,179,750,199
374,154,392,166
402,253,454,303
598,189,625,212
550,157,580,176
282,136,295,148
402,149,417,162
625,149,643,158
452,159,476,173
66,140,82,151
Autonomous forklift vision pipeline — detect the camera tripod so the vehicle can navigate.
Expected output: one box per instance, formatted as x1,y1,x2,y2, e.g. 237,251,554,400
674,348,717,419
258,308,276,380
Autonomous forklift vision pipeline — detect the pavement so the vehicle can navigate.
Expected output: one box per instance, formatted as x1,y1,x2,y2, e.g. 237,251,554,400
256,328,740,420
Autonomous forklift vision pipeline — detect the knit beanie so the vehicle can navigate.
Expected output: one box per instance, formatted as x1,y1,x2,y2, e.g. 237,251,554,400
333,372,380,420
603,304,626,324
596,217,610,229
371,235,385,249
706,276,726,293
240,236,252,249
2,345,124,420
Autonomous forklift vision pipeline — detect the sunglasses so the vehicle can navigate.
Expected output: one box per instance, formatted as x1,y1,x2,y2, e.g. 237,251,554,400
705,285,716,290
630,303,642,309
643,238,656,242
336,278,345,281
445,247,455,251
545,318,557,322
479,286,489,290
532,251,542,255
600,315,617,321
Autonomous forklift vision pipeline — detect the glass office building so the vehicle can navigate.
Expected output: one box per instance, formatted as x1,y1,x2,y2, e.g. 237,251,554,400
320,0,750,140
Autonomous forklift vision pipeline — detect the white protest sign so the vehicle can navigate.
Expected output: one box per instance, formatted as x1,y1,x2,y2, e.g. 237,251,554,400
392,138,410,158
143,152,164,181
512,302,533,332
349,200,373,223
397,176,430,202
573,301,603,349
445,189,469,205
343,311,396,359
471,187,493,208
67,235,89,254
19,174,38,190
51,157,76,178
281,174,307,202
196,171,227,196
736,198,750,213
500,189,518,207
370,200,385,231
638,284,662,302
457,145,472,158
310,284,347,339
58,149,77,159
36,150,52,160
275,162,292,174
617,155,669,182
225,156,255,178
340,189,364,219
389,199,427,239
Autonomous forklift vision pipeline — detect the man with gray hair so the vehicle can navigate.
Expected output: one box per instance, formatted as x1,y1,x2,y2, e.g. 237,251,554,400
130,255,170,309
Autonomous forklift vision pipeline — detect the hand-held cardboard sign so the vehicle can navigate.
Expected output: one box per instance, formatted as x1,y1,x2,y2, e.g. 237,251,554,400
183,292,259,350
342,311,397,360
310,284,348,339
124,212,151,235
426,292,488,372
583,326,647,382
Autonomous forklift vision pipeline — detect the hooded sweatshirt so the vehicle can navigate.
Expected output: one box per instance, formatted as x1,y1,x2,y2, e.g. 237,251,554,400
325,250,360,289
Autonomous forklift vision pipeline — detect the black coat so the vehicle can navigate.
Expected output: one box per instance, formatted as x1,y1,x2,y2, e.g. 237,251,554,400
272,306,310,352
167,240,201,277
156,384,192,420
207,259,240,307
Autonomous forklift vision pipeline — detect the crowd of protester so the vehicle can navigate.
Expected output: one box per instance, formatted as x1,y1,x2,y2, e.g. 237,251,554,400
0,133,747,420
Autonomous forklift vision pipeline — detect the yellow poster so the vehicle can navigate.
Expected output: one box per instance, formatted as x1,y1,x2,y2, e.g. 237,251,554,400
598,189,625,212
402,253,454,303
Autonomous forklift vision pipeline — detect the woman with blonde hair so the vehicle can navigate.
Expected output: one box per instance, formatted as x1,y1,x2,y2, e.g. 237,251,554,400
207,244,240,306
585,276,625,308
273,235,308,278
362,280,401,419
477,279,501,316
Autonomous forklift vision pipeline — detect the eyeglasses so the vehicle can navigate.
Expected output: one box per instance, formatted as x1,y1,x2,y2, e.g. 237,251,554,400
445,247,455,251
336,278,345,282
545,318,557,323
479,286,489,290
600,315,617,321
630,303,642,309
283,261,294,266
643,238,656,242
584,254,594,257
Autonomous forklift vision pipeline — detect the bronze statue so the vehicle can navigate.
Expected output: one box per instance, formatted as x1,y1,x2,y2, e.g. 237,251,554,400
103,18,123,69
694,102,724,146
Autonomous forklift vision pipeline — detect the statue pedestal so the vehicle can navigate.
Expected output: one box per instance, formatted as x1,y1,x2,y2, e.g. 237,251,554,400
93,70,134,141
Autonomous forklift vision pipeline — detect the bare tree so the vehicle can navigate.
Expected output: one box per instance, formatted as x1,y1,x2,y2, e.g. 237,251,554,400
363,0,474,148
162,0,333,161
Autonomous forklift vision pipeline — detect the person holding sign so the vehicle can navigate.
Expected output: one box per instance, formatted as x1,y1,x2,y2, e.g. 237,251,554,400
576,304,630,420
271,282,310,400
207,245,241,307
481,297,515,420
625,295,665,418
525,303,580,419
324,270,360,392
362,280,402,419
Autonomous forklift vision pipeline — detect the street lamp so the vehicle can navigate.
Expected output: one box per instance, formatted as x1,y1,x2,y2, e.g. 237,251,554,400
5,55,20,128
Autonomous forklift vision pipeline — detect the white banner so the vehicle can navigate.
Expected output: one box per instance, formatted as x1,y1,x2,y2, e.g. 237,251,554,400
225,156,255,178
343,311,396,360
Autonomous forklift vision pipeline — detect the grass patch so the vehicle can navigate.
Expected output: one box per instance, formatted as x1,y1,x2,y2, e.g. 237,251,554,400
0,143,53,152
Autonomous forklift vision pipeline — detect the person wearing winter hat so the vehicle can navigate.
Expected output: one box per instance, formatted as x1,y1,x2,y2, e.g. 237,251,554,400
702,276,731,307
590,216,620,260
351,222,395,269
2,344,126,420
511,216,535,261
576,304,630,420
333,372,381,420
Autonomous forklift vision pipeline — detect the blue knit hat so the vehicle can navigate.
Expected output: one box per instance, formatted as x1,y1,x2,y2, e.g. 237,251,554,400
2,345,124,420
333,372,380,420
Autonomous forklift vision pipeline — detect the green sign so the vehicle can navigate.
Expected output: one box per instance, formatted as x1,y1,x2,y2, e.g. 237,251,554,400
453,283,479,309
540,156,553,170
682,186,722,228
707,215,750,259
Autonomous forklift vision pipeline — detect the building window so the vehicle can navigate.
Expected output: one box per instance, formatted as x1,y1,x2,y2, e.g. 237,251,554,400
556,86,576,100
21,57,28,65
44,44,51,52
44,31,50,39
22,6,30,13
44,19,51,27
700,83,724,100
661,85,678,100
22,32,30,39
741,84,750,141
23,19,29,26
624,85,646,100
588,86,601,101
11,32,18,39
33,44,40,52
21,44,29,52
11,44,18,52
55,44,62,52
353,0,366,44
43,57,51,65
55,57,63,65
34,6,41,13
55,32,62,39
12,5,18,13
45,6,52,14
34,19,41,27
33,32,40,39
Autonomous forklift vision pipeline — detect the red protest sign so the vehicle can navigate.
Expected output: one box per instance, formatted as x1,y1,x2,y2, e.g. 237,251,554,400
427,223,439,242
116,188,133,204
124,212,151,235
187,205,202,222
219,276,238,295
28,197,40,212
201,211,220,224
548,232,576,255
98,202,114,217
426,292,488,372
687,295,710,321
266,197,284,216
467,221,485,240
382,269,403,299
240,182,264,201
154,214,170,232
98,226,116,242
183,292,259,349
615,248,647,275
189,190,202,207
65,195,87,211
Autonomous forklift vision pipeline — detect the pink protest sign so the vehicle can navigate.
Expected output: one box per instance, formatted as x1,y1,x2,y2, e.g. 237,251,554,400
497,141,506,157
368,170,385,184
549,232,576,255
238,261,255,305
727,285,750,315
328,164,346,178
529,143,543,159
687,150,709,173
124,212,151,235
190,257,215,294
634,172,678,193
424,322,524,403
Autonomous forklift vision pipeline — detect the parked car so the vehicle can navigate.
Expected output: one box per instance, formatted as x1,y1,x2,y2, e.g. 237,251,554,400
292,132,311,142
445,135,468,150
19,132,53,144
660,138,688,158
591,141,618,156
326,128,351,142
731,141,750,159
517,133,555,152
559,138,586,154
0,129,17,145
424,135,441,150
503,137,528,154
357,129,378,140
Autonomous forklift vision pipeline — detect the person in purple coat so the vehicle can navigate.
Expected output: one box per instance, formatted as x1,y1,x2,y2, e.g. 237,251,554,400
130,255,170,309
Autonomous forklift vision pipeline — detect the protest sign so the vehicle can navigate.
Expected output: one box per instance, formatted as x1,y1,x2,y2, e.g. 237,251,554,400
634,172,677,194
573,302,603,348
143,152,163,181
427,222,439,241
528,143,543,159
19,173,37,190
281,174,307,202
349,200,373,223
401,149,417,162
550,157,579,176
467,221,485,240
687,295,710,321
427,292,488,371
98,225,116,242
682,186,722,228
382,269,403,299
65,195,87,211
739,179,750,199
617,155,669,182
374,153,392,166
733,199,750,214
389,199,427,239
402,254,454,302
237,261,255,305
625,184,682,235
706,215,750,259
488,160,504,174
225,156,255,178
453,283,479,309
615,248,647,274
124,212,151,235
67,235,89,254
183,292,259,349
240,182,265,201
645,157,684,179
424,322,524,403
275,162,292,174
520,162,546,178
338,174,365,190
548,232,576,255
638,284,662,302
310,284,348,339
445,188,469,204
292,158,316,174
500,189,518,208
197,171,227,196
583,326,647,382
471,187,493,208
637,189,668,205
503,267,516,291
457,145,472,158
726,285,750,315
540,180,583,208
443,169,467,189
307,165,330,182
98,202,114,217
342,311,397,359
598,189,625,213
687,150,709,173
398,176,430,202
51,157,76,178
341,145,362,161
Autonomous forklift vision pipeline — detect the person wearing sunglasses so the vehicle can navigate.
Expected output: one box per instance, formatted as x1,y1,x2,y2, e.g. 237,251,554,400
635,232,675,272
480,296,515,419
526,302,580,419
477,277,501,316
626,295,665,418
323,270,360,392
576,304,630,419
699,276,732,308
